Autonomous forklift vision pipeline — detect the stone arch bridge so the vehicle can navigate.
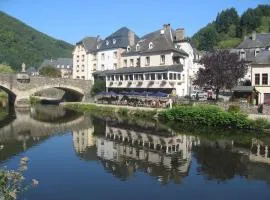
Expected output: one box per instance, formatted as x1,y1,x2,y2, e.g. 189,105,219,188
0,74,92,107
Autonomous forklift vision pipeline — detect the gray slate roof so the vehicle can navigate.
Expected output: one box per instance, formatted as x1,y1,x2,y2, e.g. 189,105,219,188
122,28,188,57
237,33,270,49
253,50,270,64
99,27,139,51
76,37,101,53
94,64,183,75
39,58,73,70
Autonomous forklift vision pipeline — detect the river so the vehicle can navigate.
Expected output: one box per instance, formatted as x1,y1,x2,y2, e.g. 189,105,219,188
0,105,270,200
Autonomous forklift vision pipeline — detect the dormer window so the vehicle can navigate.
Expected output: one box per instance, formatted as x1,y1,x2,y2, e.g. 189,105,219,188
127,46,131,52
136,44,140,51
239,49,246,60
106,40,109,46
149,42,153,49
255,48,260,56
113,39,116,44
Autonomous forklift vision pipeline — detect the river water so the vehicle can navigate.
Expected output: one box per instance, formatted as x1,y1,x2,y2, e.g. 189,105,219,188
0,105,270,200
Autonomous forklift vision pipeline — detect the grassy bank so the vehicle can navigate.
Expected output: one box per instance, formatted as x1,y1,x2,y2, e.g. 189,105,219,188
64,103,157,120
29,96,41,105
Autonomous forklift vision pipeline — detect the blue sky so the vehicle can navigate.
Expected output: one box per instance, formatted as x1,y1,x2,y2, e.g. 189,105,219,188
0,0,269,44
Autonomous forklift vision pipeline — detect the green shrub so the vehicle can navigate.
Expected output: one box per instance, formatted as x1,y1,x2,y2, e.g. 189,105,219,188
228,105,240,113
159,105,252,129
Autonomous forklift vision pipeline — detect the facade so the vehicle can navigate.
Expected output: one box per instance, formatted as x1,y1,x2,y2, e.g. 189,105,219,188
40,58,73,78
251,48,270,104
72,37,101,80
96,27,139,71
72,128,95,153
232,32,270,81
102,24,203,96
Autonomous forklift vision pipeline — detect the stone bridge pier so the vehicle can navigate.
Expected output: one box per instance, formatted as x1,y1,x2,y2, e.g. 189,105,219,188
0,74,92,107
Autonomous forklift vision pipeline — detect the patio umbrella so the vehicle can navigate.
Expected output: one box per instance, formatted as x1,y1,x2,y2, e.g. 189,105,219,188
129,91,141,96
151,92,168,97
141,91,152,96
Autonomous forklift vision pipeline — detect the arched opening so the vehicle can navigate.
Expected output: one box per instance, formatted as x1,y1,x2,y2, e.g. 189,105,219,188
0,85,17,109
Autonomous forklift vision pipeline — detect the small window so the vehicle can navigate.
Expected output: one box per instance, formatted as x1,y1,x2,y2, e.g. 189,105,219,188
173,73,177,80
124,59,127,67
101,64,105,71
150,74,155,80
130,59,134,67
262,74,268,85
120,75,123,81
255,74,260,85
113,51,117,59
169,73,173,80
178,74,181,80
106,40,109,46
113,39,116,44
113,63,117,69
125,75,129,80
129,74,133,80
101,53,105,60
160,55,165,65
157,74,162,80
145,57,150,66
145,74,150,80
139,74,144,80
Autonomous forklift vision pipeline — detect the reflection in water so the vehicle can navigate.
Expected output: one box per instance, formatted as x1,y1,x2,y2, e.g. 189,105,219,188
0,106,270,199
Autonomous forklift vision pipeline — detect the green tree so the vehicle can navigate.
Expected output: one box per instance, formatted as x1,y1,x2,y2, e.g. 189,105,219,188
39,65,61,77
216,8,239,34
197,24,219,51
91,79,106,96
0,63,14,73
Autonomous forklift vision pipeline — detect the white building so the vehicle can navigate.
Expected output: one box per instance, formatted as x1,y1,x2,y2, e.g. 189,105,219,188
73,37,101,80
251,48,270,104
97,24,203,96
96,27,139,71
72,128,95,153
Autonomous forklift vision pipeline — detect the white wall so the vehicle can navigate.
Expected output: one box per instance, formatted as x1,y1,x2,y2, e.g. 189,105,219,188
97,49,124,71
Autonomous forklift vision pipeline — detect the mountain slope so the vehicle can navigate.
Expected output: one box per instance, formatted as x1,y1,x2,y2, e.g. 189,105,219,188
0,11,73,70
192,5,270,51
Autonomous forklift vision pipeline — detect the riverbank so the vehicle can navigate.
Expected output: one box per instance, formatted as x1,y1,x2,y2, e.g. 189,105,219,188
61,102,270,132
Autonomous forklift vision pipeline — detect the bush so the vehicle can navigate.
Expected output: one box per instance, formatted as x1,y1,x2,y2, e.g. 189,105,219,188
159,105,252,129
91,79,106,96
228,105,240,113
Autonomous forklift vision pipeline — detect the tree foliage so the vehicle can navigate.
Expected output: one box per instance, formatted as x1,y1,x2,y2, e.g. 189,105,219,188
0,63,14,73
39,65,61,77
0,11,73,71
192,5,270,51
91,79,106,96
193,50,247,99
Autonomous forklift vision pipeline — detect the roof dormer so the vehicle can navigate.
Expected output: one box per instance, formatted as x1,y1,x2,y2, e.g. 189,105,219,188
136,43,140,51
127,45,131,52
149,42,153,50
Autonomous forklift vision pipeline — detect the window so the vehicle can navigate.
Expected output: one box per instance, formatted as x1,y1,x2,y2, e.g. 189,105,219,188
93,64,96,70
116,75,119,81
149,42,153,49
82,76,85,79
124,59,127,67
113,51,117,59
101,64,105,71
150,74,155,80
240,50,246,60
262,74,268,85
111,76,115,81
145,74,150,80
163,73,168,80
130,59,134,67
129,74,133,80
160,55,165,65
101,53,105,60
255,74,260,85
113,39,116,44
169,73,173,80
157,74,162,80
106,40,109,46
139,74,144,80
67,65,70,69
136,58,141,67
136,44,140,51
134,74,138,80
145,57,150,66
173,73,177,80
113,63,117,69
255,48,260,56
120,75,123,81
178,74,181,80
125,75,129,80
57,65,60,68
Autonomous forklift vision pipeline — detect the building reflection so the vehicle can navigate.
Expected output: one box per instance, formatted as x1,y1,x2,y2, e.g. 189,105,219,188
72,127,95,153
94,123,200,184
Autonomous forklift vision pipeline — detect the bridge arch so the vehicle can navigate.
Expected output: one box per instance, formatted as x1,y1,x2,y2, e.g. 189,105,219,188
0,83,20,106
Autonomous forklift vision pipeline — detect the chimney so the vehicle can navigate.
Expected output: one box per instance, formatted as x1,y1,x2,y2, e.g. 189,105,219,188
176,28,185,41
128,31,135,46
163,24,171,33
252,31,256,41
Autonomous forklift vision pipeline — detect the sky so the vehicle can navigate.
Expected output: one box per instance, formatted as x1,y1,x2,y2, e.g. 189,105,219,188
0,0,269,44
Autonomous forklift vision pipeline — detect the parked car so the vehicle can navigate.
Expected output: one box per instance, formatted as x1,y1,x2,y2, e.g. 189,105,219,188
191,91,207,100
